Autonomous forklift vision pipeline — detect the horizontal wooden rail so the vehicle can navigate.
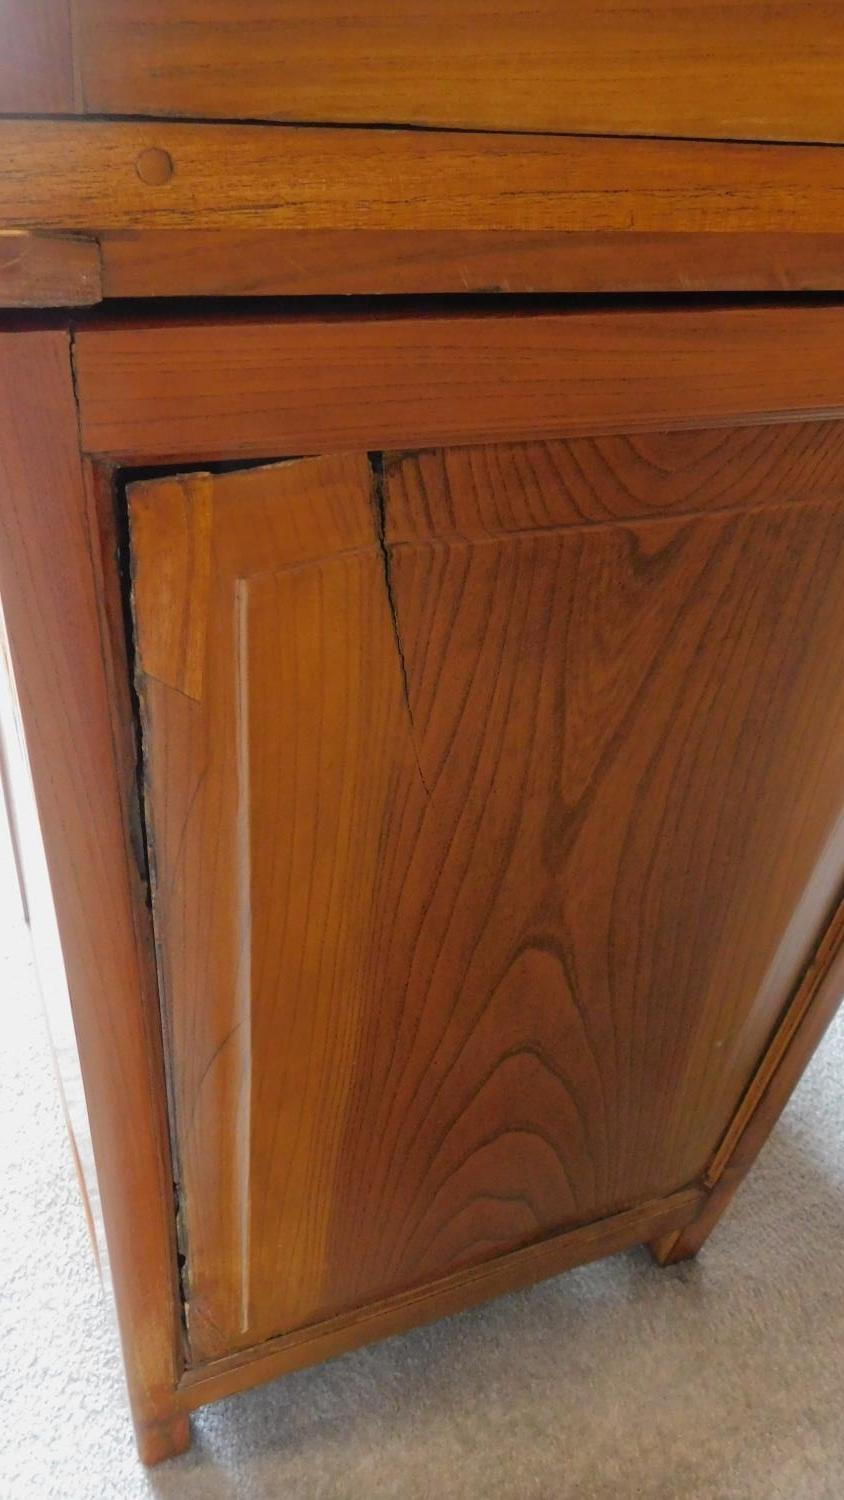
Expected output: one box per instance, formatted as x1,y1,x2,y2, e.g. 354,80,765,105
3,122,844,236
94,230,844,301
73,303,844,465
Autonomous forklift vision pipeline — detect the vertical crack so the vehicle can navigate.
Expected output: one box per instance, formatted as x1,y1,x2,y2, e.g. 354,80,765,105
369,453,414,716
369,453,431,799
173,1181,191,1345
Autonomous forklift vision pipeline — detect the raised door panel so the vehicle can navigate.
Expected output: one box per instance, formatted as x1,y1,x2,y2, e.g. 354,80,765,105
130,422,844,1366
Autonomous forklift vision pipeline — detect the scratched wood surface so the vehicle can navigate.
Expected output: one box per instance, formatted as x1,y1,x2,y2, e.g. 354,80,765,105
131,421,844,1363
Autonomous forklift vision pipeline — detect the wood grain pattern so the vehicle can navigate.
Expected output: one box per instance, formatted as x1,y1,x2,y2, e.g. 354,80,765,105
132,422,844,1364
10,307,844,1462
5,122,844,236
75,305,844,467
0,334,184,1462
71,0,844,144
131,474,213,699
178,1187,705,1408
97,231,844,301
0,0,76,114
130,454,380,1359
0,232,100,309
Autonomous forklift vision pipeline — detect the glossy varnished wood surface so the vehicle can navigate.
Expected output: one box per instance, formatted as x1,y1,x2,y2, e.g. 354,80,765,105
132,421,844,1363
74,304,844,466
59,1,844,144
4,123,844,237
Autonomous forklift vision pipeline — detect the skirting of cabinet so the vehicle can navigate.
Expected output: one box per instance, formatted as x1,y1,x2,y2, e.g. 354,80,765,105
2,304,844,1462
177,1189,704,1409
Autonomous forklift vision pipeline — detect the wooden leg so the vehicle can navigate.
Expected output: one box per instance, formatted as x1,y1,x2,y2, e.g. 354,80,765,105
652,920,844,1270
649,1160,747,1266
649,1224,703,1266
134,1410,191,1467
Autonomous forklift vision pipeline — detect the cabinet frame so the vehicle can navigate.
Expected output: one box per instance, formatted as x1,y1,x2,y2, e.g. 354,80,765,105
3,305,844,1462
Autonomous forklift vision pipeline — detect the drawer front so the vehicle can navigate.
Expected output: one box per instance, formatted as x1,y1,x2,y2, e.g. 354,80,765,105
129,416,844,1364
5,1,844,145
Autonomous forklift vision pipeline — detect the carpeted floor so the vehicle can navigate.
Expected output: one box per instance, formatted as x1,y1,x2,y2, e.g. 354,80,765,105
1,801,843,1500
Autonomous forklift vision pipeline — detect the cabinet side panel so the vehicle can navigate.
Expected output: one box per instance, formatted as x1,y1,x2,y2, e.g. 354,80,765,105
0,333,182,1444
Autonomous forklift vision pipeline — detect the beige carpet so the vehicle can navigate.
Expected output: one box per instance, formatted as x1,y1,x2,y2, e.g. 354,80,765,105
1,793,843,1499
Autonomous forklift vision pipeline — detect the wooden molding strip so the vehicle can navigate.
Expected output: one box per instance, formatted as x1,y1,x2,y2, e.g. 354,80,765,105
97,230,844,300
177,1187,704,1409
3,122,844,235
73,304,844,466
6,224,844,309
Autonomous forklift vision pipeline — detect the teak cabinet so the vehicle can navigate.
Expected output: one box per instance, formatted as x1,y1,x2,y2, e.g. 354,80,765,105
2,0,844,1472
3,307,844,1463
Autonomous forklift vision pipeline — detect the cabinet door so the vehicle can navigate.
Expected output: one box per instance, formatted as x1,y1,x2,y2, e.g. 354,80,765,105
130,423,844,1363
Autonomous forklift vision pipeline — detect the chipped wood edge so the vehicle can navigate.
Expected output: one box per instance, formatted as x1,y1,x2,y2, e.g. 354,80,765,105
0,230,101,307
